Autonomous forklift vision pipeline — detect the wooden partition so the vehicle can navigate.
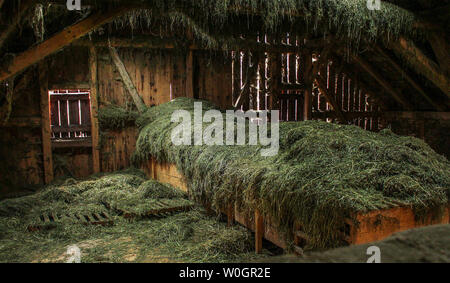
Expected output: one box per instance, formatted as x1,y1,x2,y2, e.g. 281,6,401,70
145,158,450,252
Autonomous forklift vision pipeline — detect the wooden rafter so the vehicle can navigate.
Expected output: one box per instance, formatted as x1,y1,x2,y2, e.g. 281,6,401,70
0,0,35,51
391,37,450,99
108,46,147,113
352,55,413,110
374,45,445,111
0,6,131,83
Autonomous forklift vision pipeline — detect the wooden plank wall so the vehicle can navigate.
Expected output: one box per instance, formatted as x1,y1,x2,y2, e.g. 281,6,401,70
97,48,232,172
0,67,43,196
195,51,233,110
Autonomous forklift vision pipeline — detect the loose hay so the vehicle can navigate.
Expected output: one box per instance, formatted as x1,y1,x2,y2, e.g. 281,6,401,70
0,169,260,263
133,98,450,250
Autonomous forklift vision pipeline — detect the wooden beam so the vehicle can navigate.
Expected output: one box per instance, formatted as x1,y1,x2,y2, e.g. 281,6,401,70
315,75,347,123
108,46,147,113
0,0,35,51
74,36,304,53
0,6,130,83
39,61,53,184
352,55,413,110
254,209,264,254
374,46,445,111
392,37,450,99
89,46,101,174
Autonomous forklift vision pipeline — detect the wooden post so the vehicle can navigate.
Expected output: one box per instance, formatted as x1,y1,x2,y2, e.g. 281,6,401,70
39,61,53,184
109,46,147,113
227,203,234,227
303,50,313,121
255,209,264,254
185,50,194,98
89,46,101,174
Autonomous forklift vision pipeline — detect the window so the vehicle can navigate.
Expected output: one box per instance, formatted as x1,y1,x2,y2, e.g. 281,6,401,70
49,89,92,147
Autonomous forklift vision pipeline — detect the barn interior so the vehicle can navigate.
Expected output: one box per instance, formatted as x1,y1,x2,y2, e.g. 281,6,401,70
0,0,449,263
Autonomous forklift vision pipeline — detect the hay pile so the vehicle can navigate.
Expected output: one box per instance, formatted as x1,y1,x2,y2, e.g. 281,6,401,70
98,105,139,131
0,168,179,224
0,169,260,263
133,98,450,250
113,0,417,47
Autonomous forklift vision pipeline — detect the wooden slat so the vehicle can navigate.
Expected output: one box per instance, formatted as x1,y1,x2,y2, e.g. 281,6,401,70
52,138,92,149
52,125,91,133
39,61,53,184
89,46,101,174
68,100,80,125
50,94,89,101
0,6,131,83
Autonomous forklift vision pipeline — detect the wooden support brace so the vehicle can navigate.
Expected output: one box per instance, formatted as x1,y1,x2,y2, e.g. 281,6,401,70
39,61,53,184
108,46,147,113
255,209,264,254
0,6,130,83
89,46,101,174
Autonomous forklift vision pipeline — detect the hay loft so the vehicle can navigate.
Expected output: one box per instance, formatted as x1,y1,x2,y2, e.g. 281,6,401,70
0,0,449,262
